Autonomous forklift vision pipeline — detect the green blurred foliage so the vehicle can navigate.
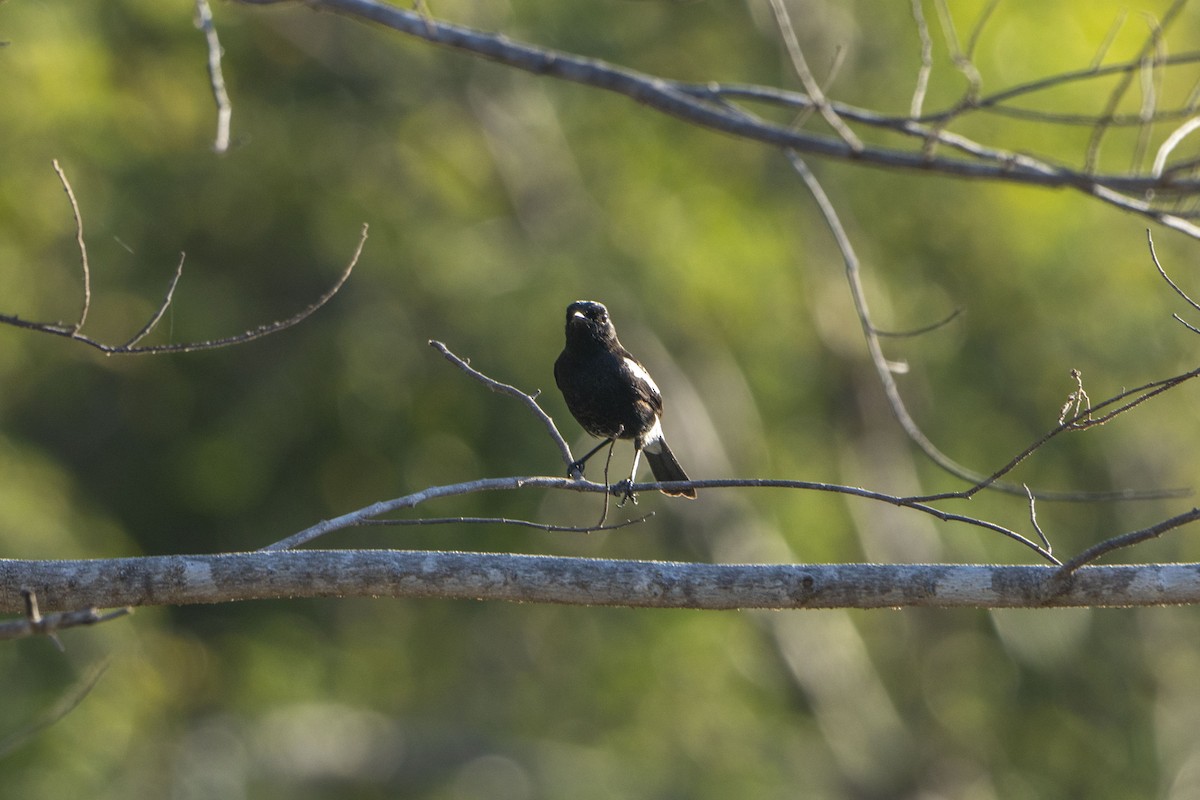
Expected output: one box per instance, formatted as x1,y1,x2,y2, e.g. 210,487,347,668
3,0,1200,797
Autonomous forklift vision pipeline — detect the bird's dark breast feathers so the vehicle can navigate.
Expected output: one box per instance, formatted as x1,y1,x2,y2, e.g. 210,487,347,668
555,348,660,440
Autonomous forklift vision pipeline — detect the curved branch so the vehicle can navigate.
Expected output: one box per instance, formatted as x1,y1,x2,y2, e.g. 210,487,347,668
259,469,1062,561
51,160,91,334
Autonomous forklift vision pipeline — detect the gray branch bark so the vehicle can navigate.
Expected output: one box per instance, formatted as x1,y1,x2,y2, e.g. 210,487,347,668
3,552,1198,613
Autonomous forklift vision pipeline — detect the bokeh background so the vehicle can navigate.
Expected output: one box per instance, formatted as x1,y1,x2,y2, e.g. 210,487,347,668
4,0,1200,797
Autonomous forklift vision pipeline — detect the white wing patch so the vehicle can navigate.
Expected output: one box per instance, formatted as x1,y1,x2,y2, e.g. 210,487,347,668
641,417,665,452
623,357,660,396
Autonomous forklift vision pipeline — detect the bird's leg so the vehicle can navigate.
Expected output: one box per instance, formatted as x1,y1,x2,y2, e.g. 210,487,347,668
615,446,642,507
568,437,615,479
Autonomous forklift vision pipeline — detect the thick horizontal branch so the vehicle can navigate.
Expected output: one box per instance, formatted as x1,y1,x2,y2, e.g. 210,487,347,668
3,551,1199,612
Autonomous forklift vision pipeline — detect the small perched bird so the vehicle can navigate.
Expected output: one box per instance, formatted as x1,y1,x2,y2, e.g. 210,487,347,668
554,300,696,499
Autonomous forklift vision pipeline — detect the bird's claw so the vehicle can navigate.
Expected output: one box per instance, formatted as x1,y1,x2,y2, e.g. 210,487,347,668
613,480,638,507
566,460,586,480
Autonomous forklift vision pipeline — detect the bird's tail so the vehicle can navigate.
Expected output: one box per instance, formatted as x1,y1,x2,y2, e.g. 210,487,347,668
644,439,697,498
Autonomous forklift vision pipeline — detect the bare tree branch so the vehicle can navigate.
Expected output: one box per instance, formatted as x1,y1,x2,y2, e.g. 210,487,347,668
234,0,1200,237
4,552,1200,611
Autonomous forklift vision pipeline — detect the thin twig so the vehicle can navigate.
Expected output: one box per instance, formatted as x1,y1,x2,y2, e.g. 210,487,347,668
1091,10,1127,70
1024,484,1052,554
1173,313,1200,336
909,0,933,118
1148,228,1200,313
0,660,111,758
963,0,998,65
51,160,91,334
358,513,653,533
195,0,232,153
121,253,187,348
932,0,984,103
1153,117,1200,179
1131,18,1166,173
1056,507,1200,575
429,339,574,468
872,306,963,338
767,0,863,152
1085,0,1187,172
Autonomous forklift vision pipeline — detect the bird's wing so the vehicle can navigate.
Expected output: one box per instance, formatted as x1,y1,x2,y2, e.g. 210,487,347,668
621,353,664,416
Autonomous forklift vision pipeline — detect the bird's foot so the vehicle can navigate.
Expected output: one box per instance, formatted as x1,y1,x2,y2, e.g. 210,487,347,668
613,480,638,507
566,460,586,480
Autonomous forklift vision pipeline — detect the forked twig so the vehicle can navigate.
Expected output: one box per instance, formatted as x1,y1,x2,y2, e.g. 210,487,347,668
0,222,367,354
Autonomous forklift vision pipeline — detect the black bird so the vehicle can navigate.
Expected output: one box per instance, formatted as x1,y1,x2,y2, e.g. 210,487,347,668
554,300,696,499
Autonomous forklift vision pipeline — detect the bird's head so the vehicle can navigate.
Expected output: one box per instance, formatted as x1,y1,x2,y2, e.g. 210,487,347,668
564,300,618,346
